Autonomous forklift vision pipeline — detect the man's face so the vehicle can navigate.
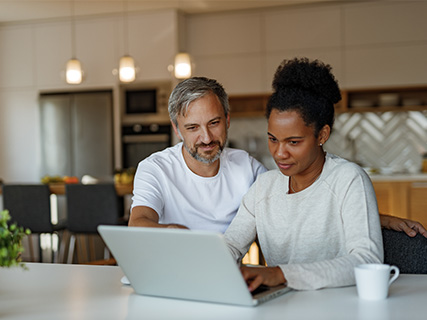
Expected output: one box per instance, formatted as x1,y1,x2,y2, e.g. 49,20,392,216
172,93,230,164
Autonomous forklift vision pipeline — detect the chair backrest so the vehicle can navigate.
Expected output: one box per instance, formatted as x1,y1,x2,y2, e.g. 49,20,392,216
65,184,122,234
382,228,427,274
2,184,53,233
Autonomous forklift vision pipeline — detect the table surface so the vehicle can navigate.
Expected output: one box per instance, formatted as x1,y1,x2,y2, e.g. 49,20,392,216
1,263,426,320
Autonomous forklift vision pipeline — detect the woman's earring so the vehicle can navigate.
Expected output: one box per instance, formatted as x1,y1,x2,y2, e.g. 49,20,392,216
319,143,323,146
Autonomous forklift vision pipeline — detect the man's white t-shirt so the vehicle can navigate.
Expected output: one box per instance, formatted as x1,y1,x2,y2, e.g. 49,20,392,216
131,142,267,233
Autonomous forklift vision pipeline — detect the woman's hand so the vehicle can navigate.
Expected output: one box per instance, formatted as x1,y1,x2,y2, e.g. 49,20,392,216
240,265,286,292
380,214,427,238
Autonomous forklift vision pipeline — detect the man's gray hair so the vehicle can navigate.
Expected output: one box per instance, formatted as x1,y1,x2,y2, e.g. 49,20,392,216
168,77,230,126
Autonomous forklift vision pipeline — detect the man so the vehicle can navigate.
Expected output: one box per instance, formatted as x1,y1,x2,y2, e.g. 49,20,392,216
129,77,427,238
129,77,265,233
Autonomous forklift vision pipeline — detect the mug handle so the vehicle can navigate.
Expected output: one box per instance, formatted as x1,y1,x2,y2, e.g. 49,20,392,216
389,265,400,286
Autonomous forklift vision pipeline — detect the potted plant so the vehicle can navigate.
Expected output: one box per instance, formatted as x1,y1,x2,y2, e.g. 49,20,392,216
0,209,31,268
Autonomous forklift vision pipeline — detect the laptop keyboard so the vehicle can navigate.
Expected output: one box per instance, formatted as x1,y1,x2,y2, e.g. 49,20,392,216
251,285,271,296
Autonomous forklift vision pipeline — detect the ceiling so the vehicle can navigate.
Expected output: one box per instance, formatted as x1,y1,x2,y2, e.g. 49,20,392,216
0,0,349,24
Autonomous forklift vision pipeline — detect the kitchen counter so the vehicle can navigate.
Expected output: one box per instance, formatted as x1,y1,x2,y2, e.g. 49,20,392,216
369,173,427,182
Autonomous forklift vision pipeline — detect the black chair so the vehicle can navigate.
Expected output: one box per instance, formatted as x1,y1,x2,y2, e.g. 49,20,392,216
65,183,126,264
382,228,427,274
2,184,66,262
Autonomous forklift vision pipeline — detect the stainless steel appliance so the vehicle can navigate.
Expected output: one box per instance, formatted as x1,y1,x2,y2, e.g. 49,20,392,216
122,123,172,168
39,91,114,179
121,80,171,126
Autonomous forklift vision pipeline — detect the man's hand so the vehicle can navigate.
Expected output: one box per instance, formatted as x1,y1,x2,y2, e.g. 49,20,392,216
240,265,286,292
380,214,427,238
129,206,189,229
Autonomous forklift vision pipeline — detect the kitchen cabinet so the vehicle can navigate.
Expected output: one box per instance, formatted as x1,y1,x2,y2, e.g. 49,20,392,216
373,179,427,229
338,86,427,114
228,94,270,118
228,85,427,117
409,182,427,230
373,181,410,218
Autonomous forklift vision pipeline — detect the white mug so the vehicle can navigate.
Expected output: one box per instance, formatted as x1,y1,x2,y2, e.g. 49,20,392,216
355,264,400,300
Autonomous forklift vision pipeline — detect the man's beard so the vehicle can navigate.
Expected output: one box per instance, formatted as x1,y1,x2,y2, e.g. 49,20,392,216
183,140,225,164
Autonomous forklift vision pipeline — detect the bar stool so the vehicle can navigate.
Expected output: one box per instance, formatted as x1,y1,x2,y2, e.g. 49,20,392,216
65,183,126,264
2,184,66,262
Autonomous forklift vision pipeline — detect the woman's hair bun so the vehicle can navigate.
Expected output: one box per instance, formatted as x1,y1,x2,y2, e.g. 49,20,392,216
272,57,341,105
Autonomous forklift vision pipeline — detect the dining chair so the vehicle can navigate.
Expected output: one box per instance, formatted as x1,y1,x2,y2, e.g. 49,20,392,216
2,184,66,262
65,183,126,264
382,228,427,274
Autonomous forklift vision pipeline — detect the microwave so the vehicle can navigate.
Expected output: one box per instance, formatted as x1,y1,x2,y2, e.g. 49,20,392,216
121,81,172,125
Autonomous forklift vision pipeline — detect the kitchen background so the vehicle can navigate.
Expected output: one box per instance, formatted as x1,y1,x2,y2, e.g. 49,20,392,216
1,0,427,186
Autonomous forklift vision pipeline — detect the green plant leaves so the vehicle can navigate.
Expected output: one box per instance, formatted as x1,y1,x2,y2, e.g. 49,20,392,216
0,209,31,268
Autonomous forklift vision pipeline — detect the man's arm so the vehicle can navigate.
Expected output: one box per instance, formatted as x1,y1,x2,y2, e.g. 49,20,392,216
379,214,427,238
128,206,188,229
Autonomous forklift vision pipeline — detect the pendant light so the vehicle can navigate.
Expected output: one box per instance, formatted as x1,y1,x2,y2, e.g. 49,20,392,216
119,55,136,82
66,59,83,84
65,0,83,84
118,1,136,83
174,52,192,79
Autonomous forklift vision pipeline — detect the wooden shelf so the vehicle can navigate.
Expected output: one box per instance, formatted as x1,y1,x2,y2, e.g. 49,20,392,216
229,85,427,116
337,85,427,113
229,93,269,118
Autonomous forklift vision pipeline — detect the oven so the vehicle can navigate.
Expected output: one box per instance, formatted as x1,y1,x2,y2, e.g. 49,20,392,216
122,123,172,168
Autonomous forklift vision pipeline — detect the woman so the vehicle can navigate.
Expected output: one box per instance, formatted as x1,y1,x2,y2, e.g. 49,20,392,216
224,57,383,291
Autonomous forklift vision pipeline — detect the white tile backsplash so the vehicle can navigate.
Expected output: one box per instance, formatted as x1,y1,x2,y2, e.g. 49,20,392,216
228,110,427,174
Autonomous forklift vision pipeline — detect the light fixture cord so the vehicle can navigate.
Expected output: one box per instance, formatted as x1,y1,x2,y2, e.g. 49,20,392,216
123,0,129,55
70,0,76,58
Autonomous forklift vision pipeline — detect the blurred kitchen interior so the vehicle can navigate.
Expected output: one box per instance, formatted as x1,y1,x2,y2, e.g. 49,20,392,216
0,0,426,184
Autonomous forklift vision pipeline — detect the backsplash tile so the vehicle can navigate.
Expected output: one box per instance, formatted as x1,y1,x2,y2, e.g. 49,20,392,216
228,111,427,173
328,110,427,173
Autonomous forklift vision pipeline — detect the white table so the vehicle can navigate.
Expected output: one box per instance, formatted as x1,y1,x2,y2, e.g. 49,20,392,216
1,263,426,320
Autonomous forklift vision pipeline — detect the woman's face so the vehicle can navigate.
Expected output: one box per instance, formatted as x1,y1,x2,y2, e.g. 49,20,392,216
267,109,328,178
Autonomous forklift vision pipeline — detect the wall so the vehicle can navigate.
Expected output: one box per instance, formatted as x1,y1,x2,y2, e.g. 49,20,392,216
0,9,178,183
1,1,427,183
186,1,427,171
187,1,427,92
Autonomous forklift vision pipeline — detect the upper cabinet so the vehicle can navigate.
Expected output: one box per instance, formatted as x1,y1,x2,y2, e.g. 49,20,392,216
229,85,427,117
338,86,427,113
228,94,270,118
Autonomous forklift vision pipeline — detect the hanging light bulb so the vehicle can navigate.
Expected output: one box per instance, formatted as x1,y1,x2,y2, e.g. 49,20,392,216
174,53,192,79
119,55,136,83
66,58,83,84
115,0,136,83
65,0,83,85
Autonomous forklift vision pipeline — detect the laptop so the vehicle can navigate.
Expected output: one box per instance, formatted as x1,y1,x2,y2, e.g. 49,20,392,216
98,225,292,307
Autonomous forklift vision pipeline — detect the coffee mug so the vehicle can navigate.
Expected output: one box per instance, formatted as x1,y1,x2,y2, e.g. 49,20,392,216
355,264,400,300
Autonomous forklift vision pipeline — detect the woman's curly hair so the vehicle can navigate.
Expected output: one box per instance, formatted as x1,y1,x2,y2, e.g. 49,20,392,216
266,57,341,136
